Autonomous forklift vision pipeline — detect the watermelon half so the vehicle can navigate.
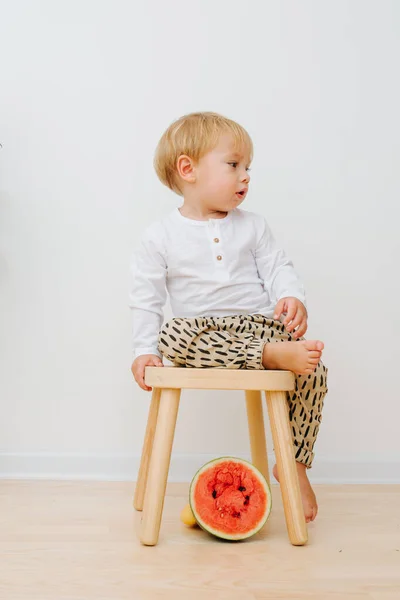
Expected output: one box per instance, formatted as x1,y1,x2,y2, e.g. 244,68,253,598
189,457,272,541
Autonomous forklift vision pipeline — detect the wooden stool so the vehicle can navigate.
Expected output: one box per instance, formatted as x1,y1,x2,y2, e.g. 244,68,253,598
134,367,307,547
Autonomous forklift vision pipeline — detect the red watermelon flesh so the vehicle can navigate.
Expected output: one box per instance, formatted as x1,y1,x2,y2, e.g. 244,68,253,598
189,457,272,541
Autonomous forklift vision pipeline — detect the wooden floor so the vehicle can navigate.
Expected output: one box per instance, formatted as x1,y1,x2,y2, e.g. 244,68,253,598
0,481,399,600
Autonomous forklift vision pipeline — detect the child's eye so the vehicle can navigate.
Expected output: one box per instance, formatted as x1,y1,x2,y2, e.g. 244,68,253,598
228,162,251,172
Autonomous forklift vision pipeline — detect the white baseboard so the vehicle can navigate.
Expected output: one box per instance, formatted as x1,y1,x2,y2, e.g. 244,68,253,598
0,452,399,484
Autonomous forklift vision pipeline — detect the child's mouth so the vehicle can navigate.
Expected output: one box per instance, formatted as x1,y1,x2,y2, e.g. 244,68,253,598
236,191,245,199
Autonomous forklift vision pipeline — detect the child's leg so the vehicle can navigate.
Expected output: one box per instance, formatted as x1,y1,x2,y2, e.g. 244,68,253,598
158,316,327,461
272,359,327,523
158,313,328,522
258,317,328,522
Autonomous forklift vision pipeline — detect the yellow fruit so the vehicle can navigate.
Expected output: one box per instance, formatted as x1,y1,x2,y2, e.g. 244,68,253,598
180,503,197,527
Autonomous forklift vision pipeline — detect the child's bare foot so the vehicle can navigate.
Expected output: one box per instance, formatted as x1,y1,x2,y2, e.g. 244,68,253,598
262,340,324,374
272,462,318,523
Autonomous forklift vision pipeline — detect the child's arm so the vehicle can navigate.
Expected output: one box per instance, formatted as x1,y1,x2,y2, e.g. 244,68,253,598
254,217,308,338
129,228,167,390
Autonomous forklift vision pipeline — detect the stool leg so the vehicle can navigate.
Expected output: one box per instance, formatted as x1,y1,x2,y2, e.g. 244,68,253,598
134,387,161,511
245,390,270,487
140,388,181,546
265,390,308,546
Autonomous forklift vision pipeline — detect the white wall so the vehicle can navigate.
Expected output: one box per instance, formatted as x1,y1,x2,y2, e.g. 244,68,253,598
0,0,399,483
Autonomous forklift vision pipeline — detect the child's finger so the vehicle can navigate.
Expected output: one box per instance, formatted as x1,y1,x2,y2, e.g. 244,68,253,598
273,299,285,320
283,303,297,327
294,320,308,339
286,310,303,333
138,365,152,392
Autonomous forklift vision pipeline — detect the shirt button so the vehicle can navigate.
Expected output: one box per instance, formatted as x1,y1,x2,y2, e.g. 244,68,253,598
217,255,222,261
214,237,220,243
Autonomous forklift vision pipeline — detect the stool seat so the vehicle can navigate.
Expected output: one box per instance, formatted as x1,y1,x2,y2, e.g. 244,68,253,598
134,366,308,548
145,366,295,391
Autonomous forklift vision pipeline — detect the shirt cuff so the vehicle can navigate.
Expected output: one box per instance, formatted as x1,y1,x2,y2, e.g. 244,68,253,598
133,347,162,360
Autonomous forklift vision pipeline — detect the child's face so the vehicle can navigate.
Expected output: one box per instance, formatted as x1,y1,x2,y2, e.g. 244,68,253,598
193,133,251,212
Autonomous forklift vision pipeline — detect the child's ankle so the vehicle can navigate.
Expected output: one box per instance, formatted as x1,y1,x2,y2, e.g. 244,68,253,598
262,343,277,369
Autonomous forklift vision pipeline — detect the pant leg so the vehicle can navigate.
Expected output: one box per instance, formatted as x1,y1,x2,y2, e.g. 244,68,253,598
287,363,328,468
250,314,328,469
157,315,266,370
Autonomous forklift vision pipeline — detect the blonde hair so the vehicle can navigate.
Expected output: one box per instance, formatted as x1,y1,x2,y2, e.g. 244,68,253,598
154,111,253,196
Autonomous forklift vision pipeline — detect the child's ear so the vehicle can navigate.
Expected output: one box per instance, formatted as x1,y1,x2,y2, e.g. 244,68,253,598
176,155,196,184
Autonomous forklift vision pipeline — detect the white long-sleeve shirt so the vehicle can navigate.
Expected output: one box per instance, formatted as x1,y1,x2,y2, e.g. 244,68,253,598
129,207,306,359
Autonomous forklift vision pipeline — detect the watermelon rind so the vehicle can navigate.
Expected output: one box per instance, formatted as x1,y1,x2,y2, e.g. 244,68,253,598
189,456,272,541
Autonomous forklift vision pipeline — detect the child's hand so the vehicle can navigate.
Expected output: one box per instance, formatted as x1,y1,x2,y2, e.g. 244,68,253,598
274,297,308,339
131,354,164,392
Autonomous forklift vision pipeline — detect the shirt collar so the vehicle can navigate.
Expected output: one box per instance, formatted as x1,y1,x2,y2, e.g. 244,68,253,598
173,207,234,226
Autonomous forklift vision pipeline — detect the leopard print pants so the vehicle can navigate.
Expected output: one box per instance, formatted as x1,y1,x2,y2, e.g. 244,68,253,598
157,314,328,469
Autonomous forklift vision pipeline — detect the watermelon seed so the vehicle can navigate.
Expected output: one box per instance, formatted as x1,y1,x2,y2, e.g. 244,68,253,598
238,486,246,492
212,490,217,499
